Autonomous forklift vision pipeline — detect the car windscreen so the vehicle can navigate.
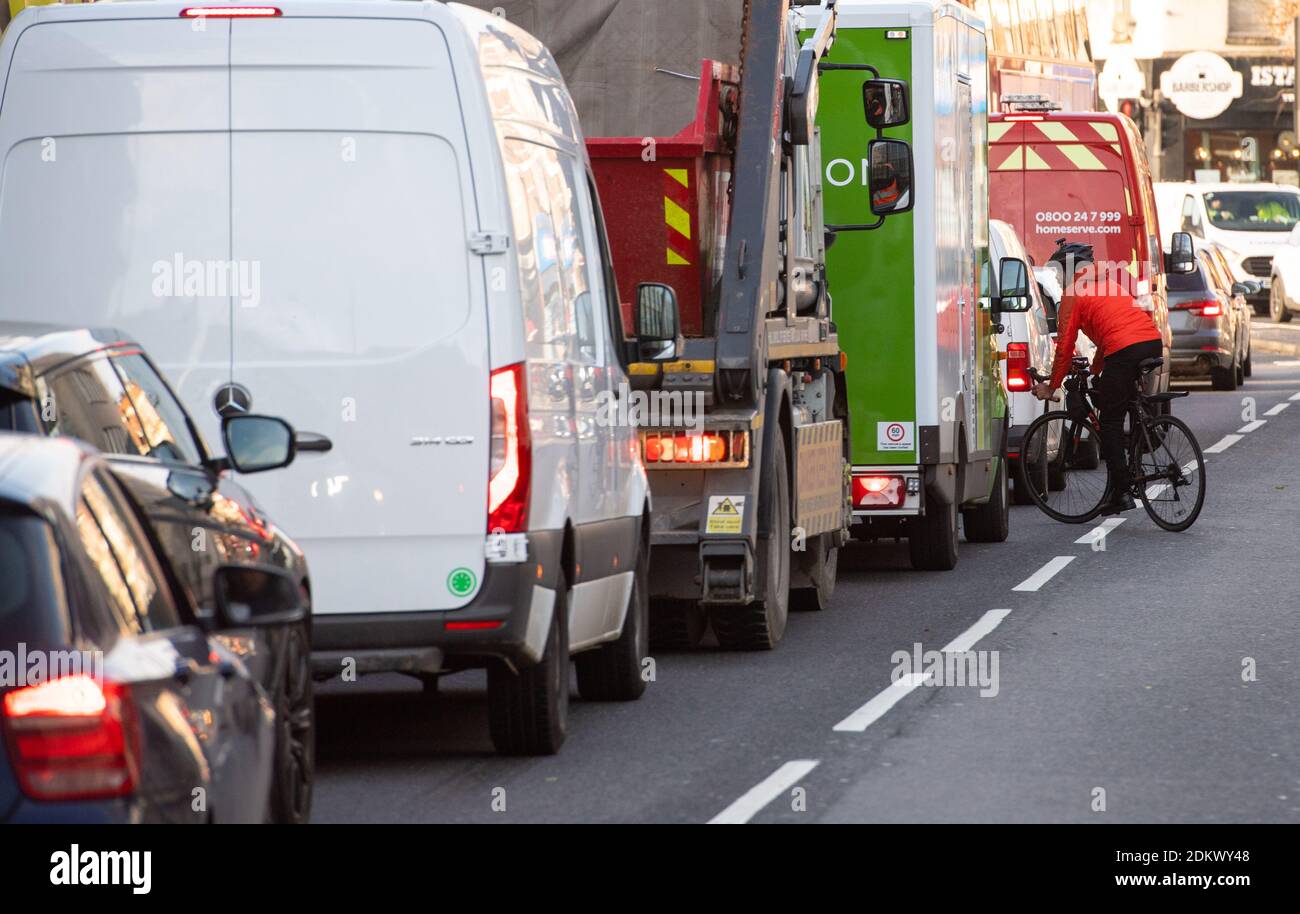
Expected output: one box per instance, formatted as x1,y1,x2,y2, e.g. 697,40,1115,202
1203,191,1300,232
0,508,70,647
1167,264,1210,293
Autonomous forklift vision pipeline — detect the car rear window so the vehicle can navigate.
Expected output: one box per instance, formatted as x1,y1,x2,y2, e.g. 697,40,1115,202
0,509,70,647
1167,264,1210,293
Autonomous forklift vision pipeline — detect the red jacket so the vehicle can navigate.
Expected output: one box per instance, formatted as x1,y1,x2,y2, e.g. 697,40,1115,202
1049,286,1161,389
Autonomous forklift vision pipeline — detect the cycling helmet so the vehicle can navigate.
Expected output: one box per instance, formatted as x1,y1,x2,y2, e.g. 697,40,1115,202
1048,238,1095,277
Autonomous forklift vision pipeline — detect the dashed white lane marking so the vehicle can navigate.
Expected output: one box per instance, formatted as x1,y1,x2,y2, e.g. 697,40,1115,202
1265,402,1291,417
1012,556,1075,592
941,608,1012,654
1075,517,1125,546
1238,419,1267,434
1290,391,1300,402
1204,434,1242,454
708,760,819,824
832,674,931,732
1146,484,1168,498
832,610,1014,733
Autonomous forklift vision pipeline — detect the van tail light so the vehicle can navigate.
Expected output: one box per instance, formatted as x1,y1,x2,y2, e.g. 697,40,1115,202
1174,299,1222,317
180,6,282,16
1004,114,1043,121
1006,342,1031,391
640,431,749,467
853,474,906,509
1,675,139,801
488,363,530,533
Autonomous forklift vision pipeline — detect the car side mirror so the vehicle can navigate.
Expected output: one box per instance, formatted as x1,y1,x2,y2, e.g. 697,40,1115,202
868,139,914,217
863,78,909,129
635,282,681,362
222,414,296,474
213,565,307,628
1165,231,1196,274
996,257,1033,312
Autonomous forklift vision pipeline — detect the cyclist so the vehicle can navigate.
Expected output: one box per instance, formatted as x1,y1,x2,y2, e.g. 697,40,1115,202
1032,240,1163,516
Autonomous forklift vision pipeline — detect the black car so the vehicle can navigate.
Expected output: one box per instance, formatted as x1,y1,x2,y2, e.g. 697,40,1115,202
0,434,307,822
0,323,315,822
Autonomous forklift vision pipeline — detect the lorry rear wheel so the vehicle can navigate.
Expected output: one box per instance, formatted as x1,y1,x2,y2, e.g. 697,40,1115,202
575,543,649,701
962,457,1010,543
713,433,790,650
908,488,959,571
790,533,838,611
488,576,569,755
648,599,708,650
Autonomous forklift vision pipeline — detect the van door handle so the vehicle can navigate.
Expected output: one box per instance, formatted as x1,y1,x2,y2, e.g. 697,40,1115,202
295,431,333,454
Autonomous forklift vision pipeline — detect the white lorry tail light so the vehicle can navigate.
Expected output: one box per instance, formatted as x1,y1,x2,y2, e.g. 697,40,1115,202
1006,342,1031,391
853,474,906,508
488,363,530,533
1,675,139,801
640,430,749,468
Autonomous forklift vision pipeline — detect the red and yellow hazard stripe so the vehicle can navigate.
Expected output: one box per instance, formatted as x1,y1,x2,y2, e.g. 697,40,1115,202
989,119,1128,172
664,168,692,266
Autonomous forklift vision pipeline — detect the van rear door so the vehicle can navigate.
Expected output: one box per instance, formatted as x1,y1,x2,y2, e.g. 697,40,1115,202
226,17,490,615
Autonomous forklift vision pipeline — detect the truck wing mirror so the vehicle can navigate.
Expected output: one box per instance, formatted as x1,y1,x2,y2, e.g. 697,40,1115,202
863,79,909,129
635,282,682,362
1165,231,1196,274
996,258,1033,312
868,139,913,217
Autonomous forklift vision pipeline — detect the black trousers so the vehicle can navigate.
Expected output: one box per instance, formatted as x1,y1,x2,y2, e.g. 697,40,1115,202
1092,339,1164,494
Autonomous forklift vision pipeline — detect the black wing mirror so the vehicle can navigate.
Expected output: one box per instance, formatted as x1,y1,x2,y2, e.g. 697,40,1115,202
863,78,909,129
996,258,1033,312
1165,231,1196,274
213,565,307,628
868,139,914,217
635,283,681,362
222,414,296,474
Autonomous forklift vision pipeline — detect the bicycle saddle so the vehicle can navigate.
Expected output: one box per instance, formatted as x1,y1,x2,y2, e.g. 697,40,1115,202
1138,357,1164,374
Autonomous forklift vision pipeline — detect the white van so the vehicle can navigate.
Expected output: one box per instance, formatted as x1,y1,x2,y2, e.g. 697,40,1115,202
0,1,652,755
1154,181,1300,316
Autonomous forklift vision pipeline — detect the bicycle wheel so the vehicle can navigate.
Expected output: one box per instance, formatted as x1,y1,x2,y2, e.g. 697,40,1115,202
1022,410,1109,524
1136,415,1206,532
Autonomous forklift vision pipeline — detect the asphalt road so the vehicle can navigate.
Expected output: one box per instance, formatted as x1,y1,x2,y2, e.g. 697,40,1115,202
313,355,1300,823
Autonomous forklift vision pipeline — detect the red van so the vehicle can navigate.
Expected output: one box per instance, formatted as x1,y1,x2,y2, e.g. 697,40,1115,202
990,109,1177,397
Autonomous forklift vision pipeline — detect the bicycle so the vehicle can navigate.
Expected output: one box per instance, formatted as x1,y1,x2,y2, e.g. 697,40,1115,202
1019,355,1207,532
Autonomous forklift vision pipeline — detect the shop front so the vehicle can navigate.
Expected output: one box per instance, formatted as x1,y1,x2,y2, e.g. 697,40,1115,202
1154,52,1298,184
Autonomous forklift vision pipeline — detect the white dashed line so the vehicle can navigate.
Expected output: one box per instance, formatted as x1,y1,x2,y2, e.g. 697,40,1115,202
941,608,1012,654
708,760,819,824
1075,517,1125,546
1145,484,1167,498
832,673,931,732
831,610,1014,733
1238,419,1267,433
1013,556,1075,592
1265,402,1291,417
1204,434,1242,454
1290,391,1300,401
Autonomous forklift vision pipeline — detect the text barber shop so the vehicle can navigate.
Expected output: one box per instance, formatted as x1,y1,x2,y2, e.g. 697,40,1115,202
1155,51,1298,184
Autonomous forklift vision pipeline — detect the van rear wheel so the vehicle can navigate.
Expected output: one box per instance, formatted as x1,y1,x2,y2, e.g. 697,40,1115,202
575,541,649,701
962,456,1009,543
908,486,959,570
488,576,569,755
712,433,790,650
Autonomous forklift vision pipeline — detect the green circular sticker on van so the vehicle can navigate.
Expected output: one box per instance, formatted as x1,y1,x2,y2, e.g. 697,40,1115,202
447,567,477,598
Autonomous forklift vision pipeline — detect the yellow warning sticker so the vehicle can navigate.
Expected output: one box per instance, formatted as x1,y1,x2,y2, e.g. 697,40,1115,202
705,495,746,535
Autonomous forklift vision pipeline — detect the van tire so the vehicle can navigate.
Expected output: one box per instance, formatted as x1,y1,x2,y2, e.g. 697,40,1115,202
575,543,649,701
488,577,569,755
1243,347,1253,377
962,456,1009,543
908,486,959,571
790,532,837,611
712,433,790,650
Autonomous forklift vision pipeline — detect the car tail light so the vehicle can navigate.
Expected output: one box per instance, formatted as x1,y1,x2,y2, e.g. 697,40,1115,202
488,363,530,533
445,621,505,632
1174,298,1222,317
853,474,906,509
180,6,282,16
640,431,749,468
1,675,138,801
1006,342,1031,391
